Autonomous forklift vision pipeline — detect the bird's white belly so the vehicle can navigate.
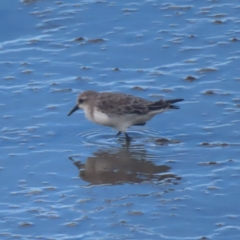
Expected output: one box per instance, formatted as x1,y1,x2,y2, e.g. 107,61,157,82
85,108,167,132
92,110,114,126
89,110,132,131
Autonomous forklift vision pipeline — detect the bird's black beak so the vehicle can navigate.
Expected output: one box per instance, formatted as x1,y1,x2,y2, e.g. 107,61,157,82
68,105,79,116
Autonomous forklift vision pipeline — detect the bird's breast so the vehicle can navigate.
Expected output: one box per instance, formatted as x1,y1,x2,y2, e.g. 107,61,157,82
92,109,114,126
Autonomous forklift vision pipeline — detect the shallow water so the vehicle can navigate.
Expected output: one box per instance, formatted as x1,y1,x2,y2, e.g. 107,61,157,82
1,0,240,239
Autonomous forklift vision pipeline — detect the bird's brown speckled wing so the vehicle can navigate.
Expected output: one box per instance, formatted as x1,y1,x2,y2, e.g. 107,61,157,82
147,100,169,111
96,92,152,116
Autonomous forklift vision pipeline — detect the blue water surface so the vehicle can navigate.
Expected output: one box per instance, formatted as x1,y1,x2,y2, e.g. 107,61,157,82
1,0,240,239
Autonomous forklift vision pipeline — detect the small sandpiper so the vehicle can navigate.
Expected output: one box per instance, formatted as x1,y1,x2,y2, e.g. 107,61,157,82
68,90,184,141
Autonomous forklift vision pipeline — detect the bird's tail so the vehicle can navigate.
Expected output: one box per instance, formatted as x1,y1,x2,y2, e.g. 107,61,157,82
148,98,184,111
166,99,184,109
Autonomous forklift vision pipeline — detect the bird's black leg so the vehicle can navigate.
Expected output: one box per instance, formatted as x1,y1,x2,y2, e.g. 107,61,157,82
116,131,122,136
124,132,131,142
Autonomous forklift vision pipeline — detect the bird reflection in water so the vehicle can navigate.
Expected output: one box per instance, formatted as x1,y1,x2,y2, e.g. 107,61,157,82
69,146,181,185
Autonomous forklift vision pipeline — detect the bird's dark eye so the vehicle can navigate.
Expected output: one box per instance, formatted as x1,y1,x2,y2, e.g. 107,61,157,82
78,98,84,104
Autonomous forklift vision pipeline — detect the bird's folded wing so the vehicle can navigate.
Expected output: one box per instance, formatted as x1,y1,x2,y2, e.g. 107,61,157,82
123,104,148,115
147,100,169,111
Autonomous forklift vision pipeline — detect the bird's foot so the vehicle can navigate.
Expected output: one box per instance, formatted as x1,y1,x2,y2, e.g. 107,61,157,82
116,131,122,136
116,131,131,142
124,132,132,142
